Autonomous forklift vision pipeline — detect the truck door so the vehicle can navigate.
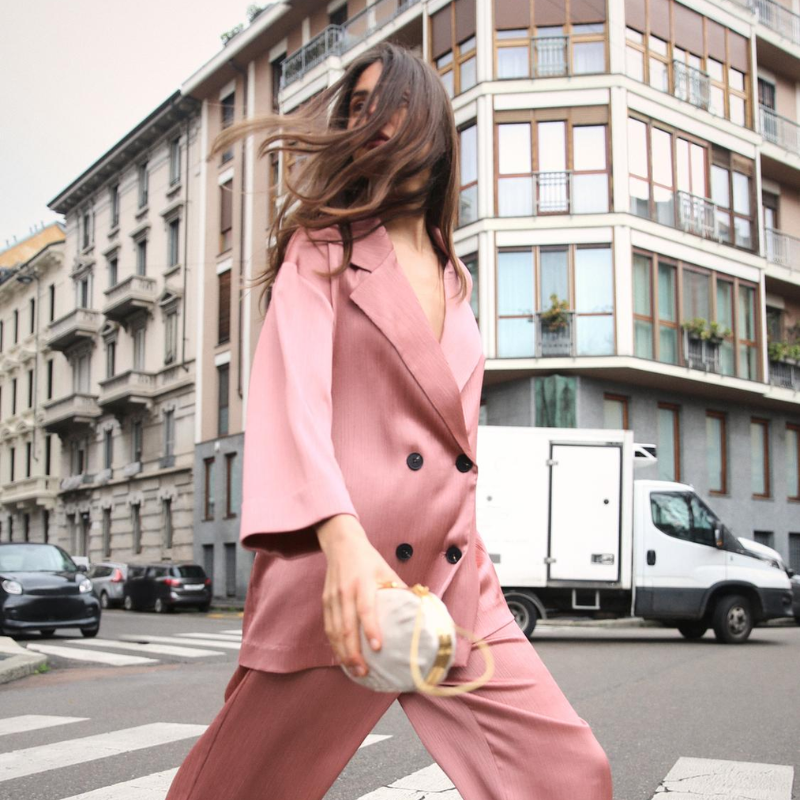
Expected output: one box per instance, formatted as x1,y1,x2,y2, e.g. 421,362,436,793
548,443,621,581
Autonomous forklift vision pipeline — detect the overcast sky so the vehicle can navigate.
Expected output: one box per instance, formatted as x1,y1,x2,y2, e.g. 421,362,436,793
0,0,260,252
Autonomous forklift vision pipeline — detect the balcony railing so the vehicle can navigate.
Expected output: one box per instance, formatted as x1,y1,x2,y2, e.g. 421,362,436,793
672,60,710,111
769,360,800,390
43,393,101,435
765,228,800,274
281,0,421,90
534,313,575,358
98,370,156,416
498,171,610,217
683,331,721,373
1,476,59,506
47,308,101,352
754,0,800,46
759,105,800,156
103,275,157,323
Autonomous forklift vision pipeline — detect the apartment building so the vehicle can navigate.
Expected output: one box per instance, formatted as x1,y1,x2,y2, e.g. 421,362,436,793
44,92,202,565
0,223,66,545
179,0,800,599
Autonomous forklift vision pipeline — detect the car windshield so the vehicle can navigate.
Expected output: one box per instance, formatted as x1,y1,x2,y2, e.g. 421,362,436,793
0,545,78,573
175,566,205,578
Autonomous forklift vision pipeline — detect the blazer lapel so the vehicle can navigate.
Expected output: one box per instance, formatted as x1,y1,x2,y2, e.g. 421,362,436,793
332,218,480,461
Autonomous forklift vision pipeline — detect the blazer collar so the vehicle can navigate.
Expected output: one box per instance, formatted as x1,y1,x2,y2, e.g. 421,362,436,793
335,216,480,462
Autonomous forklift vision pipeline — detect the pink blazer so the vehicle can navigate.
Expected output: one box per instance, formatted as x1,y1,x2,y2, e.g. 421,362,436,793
238,216,500,673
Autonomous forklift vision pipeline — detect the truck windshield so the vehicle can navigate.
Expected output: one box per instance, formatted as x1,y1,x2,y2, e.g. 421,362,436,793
650,492,720,547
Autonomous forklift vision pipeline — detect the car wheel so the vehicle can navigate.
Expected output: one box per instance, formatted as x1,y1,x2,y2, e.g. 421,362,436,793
198,602,211,613
39,628,57,638
80,625,100,638
795,615,800,626
99,591,110,610
712,594,753,643
154,598,171,614
677,622,708,639
123,594,135,612
503,591,539,638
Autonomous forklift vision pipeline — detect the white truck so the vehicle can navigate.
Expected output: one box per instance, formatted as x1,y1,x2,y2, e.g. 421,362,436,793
475,425,793,643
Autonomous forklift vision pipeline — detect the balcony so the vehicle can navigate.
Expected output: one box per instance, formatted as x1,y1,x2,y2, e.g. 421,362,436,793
281,0,422,90
683,331,721,374
759,105,800,157
535,313,575,358
43,393,101,436
103,275,157,324
754,0,800,46
498,171,610,216
60,473,94,492
47,308,101,352
98,370,155,417
1,476,59,508
769,359,800,390
674,191,754,250
765,228,800,276
672,60,710,112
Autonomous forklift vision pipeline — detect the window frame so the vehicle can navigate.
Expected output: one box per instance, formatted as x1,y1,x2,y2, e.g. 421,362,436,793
204,457,216,521
657,402,681,482
751,417,771,499
706,410,727,495
787,423,800,501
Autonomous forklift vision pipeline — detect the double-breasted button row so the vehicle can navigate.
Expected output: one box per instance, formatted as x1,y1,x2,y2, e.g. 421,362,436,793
406,452,474,472
446,545,462,563
395,543,463,564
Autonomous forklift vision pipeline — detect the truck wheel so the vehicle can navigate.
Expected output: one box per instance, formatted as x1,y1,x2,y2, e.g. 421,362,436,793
712,594,753,643
677,622,707,639
503,591,539,638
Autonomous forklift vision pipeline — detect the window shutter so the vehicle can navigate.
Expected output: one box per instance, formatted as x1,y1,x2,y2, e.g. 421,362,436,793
494,0,530,29
455,0,476,42
625,0,645,32
673,3,703,56
570,0,605,24
220,181,233,232
218,270,231,344
431,4,453,59
535,0,566,27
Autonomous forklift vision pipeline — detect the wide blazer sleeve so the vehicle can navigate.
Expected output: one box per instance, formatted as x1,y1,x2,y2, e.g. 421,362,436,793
239,227,360,559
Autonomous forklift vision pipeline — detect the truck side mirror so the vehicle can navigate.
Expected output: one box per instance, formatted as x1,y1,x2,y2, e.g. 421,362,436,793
788,568,796,578
714,527,724,548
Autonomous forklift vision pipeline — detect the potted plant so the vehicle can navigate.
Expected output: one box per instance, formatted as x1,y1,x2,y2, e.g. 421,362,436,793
706,321,732,345
540,294,570,332
681,318,708,341
768,341,789,363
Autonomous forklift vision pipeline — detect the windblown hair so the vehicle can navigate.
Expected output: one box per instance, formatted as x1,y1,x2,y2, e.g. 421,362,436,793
207,41,468,304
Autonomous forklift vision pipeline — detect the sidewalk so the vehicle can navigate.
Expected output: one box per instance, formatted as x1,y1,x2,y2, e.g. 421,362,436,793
0,636,47,685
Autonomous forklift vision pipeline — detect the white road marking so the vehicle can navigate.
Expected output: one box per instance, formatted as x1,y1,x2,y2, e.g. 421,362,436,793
360,734,392,749
0,723,207,782
118,635,240,650
65,639,224,658
0,716,88,737
650,757,794,800
356,763,460,799
176,633,242,641
25,644,157,667
219,629,242,636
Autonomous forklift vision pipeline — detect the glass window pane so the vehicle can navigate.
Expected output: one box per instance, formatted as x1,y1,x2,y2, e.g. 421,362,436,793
460,35,476,53
659,327,678,364
751,422,767,495
459,185,478,225
498,318,535,357
633,254,652,316
658,262,676,321
729,95,745,126
729,68,745,91
711,166,730,208
460,125,477,184
676,138,690,192
603,398,624,428
626,46,644,80
575,248,613,313
627,118,648,177
787,428,799,498
683,271,710,320
460,56,476,92
626,27,643,44
497,46,529,78
573,126,606,171
537,121,566,172
739,344,757,379
635,320,654,358
653,185,673,225
498,124,531,174
576,315,614,355
719,340,735,375
572,174,609,213
706,416,723,491
649,58,668,92
497,251,534,315
690,143,706,197
739,285,755,340
440,70,454,97
651,129,673,188
716,281,733,328
539,249,569,308
658,408,677,481
709,85,724,117
732,172,750,214
630,177,650,217
707,58,723,81
496,29,528,39
498,177,533,216
573,41,604,74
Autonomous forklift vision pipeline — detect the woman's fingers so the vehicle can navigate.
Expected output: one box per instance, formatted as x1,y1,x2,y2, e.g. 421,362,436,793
339,584,366,674
358,584,382,652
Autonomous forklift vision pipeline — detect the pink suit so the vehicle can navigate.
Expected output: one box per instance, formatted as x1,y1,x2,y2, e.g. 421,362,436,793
166,218,613,799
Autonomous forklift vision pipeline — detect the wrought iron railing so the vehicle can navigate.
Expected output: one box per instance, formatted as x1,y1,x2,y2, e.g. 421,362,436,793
675,191,718,240
765,228,800,272
683,331,721,373
769,360,800,390
498,171,610,216
672,60,710,111
754,0,800,46
759,105,800,156
535,312,575,358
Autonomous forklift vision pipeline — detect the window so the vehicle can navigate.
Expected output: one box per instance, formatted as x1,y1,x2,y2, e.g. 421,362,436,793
165,308,178,365
431,0,477,98
132,323,146,371
27,369,33,408
108,255,118,287
29,297,35,334
632,253,678,363
221,92,235,163
104,428,113,471
137,161,149,208
738,284,757,380
72,439,87,475
788,424,800,501
163,409,175,462
132,503,142,554
102,508,111,558
131,419,143,463
82,209,92,250
136,238,147,276
494,0,606,79
45,435,52,476
225,452,237,518
169,137,181,185
11,377,17,414
43,509,49,544
25,442,31,478
706,411,727,494
218,269,231,344
106,339,116,379
218,364,230,436
48,283,55,322
23,513,29,543
496,113,609,216
711,160,754,250
110,184,120,228
751,418,770,498
13,309,19,343
651,492,719,547
458,124,478,226
220,180,233,252
204,457,216,520
462,252,479,322
77,274,91,308
9,447,14,482
271,54,286,113
603,394,629,429
0,320,4,351
657,404,680,481
268,150,280,225
163,499,173,549
168,218,180,268
574,247,614,355
225,543,237,597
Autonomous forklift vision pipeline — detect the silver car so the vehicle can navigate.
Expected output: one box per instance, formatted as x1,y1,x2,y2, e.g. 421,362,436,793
86,562,129,609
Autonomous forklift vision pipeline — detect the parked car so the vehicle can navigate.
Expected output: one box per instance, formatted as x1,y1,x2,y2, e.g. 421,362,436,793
122,563,212,613
86,562,129,609
0,543,101,637
789,572,800,625
737,537,800,624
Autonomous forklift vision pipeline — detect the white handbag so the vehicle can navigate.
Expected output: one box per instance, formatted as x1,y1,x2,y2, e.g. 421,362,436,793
341,582,494,696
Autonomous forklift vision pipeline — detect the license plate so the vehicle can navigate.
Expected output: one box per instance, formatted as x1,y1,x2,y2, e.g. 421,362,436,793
184,584,205,591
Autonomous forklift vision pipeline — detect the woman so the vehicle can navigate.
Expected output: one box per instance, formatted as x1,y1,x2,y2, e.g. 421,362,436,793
166,42,613,800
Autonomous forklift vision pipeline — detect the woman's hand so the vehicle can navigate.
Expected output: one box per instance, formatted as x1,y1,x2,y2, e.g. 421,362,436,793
316,514,406,677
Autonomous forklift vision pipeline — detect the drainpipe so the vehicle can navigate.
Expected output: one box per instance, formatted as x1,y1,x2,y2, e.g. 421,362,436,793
181,114,191,372
227,57,248,399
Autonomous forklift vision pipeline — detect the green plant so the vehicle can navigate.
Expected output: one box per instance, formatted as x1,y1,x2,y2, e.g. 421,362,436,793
681,318,708,340
247,4,268,23
540,294,570,331
34,662,50,675
220,23,244,45
706,321,732,343
768,341,800,362
790,343,800,361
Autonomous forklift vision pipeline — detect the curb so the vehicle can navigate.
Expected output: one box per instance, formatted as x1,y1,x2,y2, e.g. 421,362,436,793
537,617,798,629
0,637,47,685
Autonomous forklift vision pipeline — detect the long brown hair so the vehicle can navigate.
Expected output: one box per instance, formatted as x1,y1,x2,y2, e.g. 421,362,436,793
207,41,468,303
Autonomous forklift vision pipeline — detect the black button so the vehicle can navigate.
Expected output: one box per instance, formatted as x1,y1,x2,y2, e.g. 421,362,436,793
455,453,473,472
445,545,462,564
396,543,414,561
406,452,423,470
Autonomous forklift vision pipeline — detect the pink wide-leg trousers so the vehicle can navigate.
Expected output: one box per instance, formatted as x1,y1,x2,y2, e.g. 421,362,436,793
166,555,613,800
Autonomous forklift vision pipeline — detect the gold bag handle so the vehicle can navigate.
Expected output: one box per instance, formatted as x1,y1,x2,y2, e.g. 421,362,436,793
378,582,495,697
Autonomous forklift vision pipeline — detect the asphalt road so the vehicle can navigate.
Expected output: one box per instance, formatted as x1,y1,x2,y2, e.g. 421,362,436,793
2,608,798,800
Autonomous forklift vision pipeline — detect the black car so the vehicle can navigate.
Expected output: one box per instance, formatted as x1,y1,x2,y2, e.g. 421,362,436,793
123,563,212,613
0,543,101,637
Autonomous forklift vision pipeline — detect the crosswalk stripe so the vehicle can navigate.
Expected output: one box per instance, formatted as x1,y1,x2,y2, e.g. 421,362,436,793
649,757,794,800
0,723,207,782
219,629,242,636
118,635,240,650
356,763,459,799
65,639,225,658
55,734,390,799
176,633,242,642
25,644,157,667
0,716,88,737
